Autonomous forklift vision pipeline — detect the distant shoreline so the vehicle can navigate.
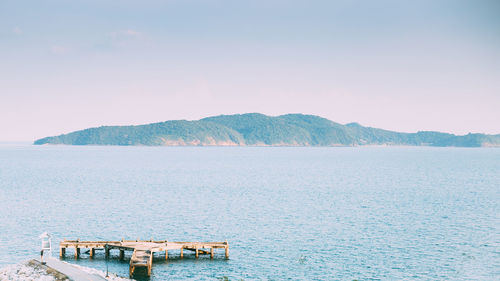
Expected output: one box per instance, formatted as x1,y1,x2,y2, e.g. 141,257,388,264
2,142,498,148
31,143,500,148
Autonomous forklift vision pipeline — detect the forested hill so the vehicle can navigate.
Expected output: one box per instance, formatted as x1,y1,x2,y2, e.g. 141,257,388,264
34,113,500,147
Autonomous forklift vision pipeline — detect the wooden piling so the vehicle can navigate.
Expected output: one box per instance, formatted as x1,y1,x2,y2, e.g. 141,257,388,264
180,247,183,259
225,240,229,259
90,248,95,258
119,249,124,260
75,247,80,259
59,247,65,258
148,252,153,276
195,246,199,258
165,240,168,260
210,248,214,259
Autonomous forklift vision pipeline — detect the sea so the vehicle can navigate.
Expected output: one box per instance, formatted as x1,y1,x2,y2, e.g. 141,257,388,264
0,144,498,280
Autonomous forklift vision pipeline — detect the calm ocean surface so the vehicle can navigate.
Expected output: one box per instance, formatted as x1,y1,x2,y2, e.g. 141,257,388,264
0,144,499,280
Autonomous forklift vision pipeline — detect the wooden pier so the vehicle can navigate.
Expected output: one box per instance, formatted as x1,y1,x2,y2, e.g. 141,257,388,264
59,239,229,277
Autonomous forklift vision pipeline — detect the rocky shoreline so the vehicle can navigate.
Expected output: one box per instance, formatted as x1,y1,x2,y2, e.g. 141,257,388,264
0,260,131,281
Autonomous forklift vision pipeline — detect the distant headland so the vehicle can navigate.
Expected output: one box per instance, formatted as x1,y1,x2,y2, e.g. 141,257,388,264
34,113,500,147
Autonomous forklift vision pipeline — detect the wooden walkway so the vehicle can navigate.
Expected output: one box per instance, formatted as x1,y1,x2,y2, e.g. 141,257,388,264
59,239,229,277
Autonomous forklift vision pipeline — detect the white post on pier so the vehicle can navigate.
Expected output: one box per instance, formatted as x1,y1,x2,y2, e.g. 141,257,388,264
39,232,52,264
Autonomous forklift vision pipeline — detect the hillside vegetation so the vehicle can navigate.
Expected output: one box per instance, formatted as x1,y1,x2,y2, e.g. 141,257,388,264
34,113,500,147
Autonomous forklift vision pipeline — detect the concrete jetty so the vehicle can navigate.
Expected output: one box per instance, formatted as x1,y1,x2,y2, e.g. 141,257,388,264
33,258,107,281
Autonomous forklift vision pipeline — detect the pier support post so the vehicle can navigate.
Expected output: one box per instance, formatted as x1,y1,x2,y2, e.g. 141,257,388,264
59,247,65,258
119,249,124,260
210,248,214,259
148,254,153,276
225,240,229,259
180,248,183,259
90,248,94,258
165,250,168,260
75,248,80,259
195,246,199,258
105,247,110,258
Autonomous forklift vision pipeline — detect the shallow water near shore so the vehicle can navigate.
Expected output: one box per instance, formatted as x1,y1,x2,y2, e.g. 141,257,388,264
0,144,499,280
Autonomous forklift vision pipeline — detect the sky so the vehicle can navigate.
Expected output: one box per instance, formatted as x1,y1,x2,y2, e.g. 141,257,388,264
1,0,499,141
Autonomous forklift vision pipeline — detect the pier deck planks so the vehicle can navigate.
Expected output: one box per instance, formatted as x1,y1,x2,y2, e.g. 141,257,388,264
59,239,229,277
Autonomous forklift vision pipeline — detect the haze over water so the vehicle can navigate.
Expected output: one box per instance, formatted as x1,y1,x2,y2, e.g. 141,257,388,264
0,144,498,280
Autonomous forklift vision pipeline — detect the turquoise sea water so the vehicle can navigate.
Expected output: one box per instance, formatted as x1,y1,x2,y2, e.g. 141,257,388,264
0,144,499,280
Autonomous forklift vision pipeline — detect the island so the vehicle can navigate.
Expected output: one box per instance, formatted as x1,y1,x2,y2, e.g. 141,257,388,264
34,113,500,147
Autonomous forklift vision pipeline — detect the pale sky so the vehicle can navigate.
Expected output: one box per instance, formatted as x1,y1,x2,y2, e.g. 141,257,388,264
1,0,499,141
